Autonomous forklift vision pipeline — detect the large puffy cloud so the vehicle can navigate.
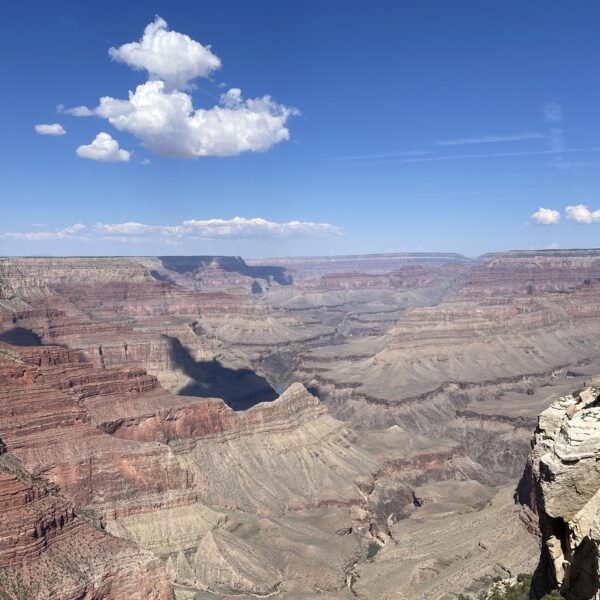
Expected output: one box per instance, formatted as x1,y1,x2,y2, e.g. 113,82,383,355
35,123,66,136
531,207,560,225
1,218,341,243
565,204,600,224
92,81,297,158
64,17,297,159
76,132,131,163
108,16,221,90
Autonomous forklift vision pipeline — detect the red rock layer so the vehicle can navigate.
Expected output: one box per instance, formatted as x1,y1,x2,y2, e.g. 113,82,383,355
0,462,173,599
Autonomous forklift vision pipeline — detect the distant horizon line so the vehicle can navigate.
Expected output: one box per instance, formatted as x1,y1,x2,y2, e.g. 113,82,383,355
2,247,600,262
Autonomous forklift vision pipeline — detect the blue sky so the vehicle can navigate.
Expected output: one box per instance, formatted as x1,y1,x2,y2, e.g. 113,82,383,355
1,0,600,257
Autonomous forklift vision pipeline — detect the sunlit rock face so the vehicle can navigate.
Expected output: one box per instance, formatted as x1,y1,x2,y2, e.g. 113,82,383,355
530,386,600,599
0,341,462,597
0,430,173,600
3,250,600,597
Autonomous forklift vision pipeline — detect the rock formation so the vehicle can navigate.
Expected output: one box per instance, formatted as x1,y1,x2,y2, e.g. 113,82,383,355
530,385,600,599
3,250,597,597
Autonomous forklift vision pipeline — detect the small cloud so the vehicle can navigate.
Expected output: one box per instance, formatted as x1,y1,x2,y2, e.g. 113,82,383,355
35,123,66,136
545,242,561,249
63,223,86,233
140,158,151,165
543,102,563,123
0,223,86,241
220,87,242,108
531,207,560,225
565,204,600,224
63,105,94,117
76,132,131,163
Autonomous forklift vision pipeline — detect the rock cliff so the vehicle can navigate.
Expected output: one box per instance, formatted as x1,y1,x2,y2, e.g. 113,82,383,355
530,385,600,599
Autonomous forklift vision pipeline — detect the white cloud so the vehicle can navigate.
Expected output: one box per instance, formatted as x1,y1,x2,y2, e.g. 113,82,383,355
543,102,563,123
35,123,66,136
531,207,561,225
65,105,95,117
1,224,86,241
94,217,341,239
62,17,297,159
180,217,340,238
76,132,131,163
565,204,600,224
433,132,545,146
89,81,297,158
220,88,242,107
63,223,87,233
0,218,341,243
108,16,221,91
95,222,154,235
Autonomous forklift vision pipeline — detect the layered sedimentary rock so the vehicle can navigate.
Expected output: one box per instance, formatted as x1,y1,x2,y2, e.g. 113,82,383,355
0,256,319,407
291,250,600,426
0,445,173,600
0,336,540,599
248,252,474,279
4,251,595,598
530,385,600,599
0,340,464,597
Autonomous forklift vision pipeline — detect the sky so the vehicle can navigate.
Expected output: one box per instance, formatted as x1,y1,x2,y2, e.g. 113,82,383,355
1,0,600,258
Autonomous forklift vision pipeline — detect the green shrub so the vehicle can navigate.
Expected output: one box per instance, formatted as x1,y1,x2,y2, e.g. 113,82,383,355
366,541,381,560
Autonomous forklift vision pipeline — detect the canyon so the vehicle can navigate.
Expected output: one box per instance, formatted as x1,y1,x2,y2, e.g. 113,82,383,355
2,250,600,598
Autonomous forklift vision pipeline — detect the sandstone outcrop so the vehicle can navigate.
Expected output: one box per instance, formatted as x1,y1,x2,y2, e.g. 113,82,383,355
530,386,600,599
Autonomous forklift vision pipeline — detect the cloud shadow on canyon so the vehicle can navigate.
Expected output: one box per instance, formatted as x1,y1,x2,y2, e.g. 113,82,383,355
0,327,42,346
158,256,293,286
164,335,278,410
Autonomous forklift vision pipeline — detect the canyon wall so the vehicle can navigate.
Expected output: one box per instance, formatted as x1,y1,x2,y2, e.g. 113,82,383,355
530,385,600,599
3,251,599,598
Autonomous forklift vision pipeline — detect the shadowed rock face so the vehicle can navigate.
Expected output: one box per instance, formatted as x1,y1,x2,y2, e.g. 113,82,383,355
0,326,41,346
4,250,600,598
158,255,293,285
165,335,278,409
